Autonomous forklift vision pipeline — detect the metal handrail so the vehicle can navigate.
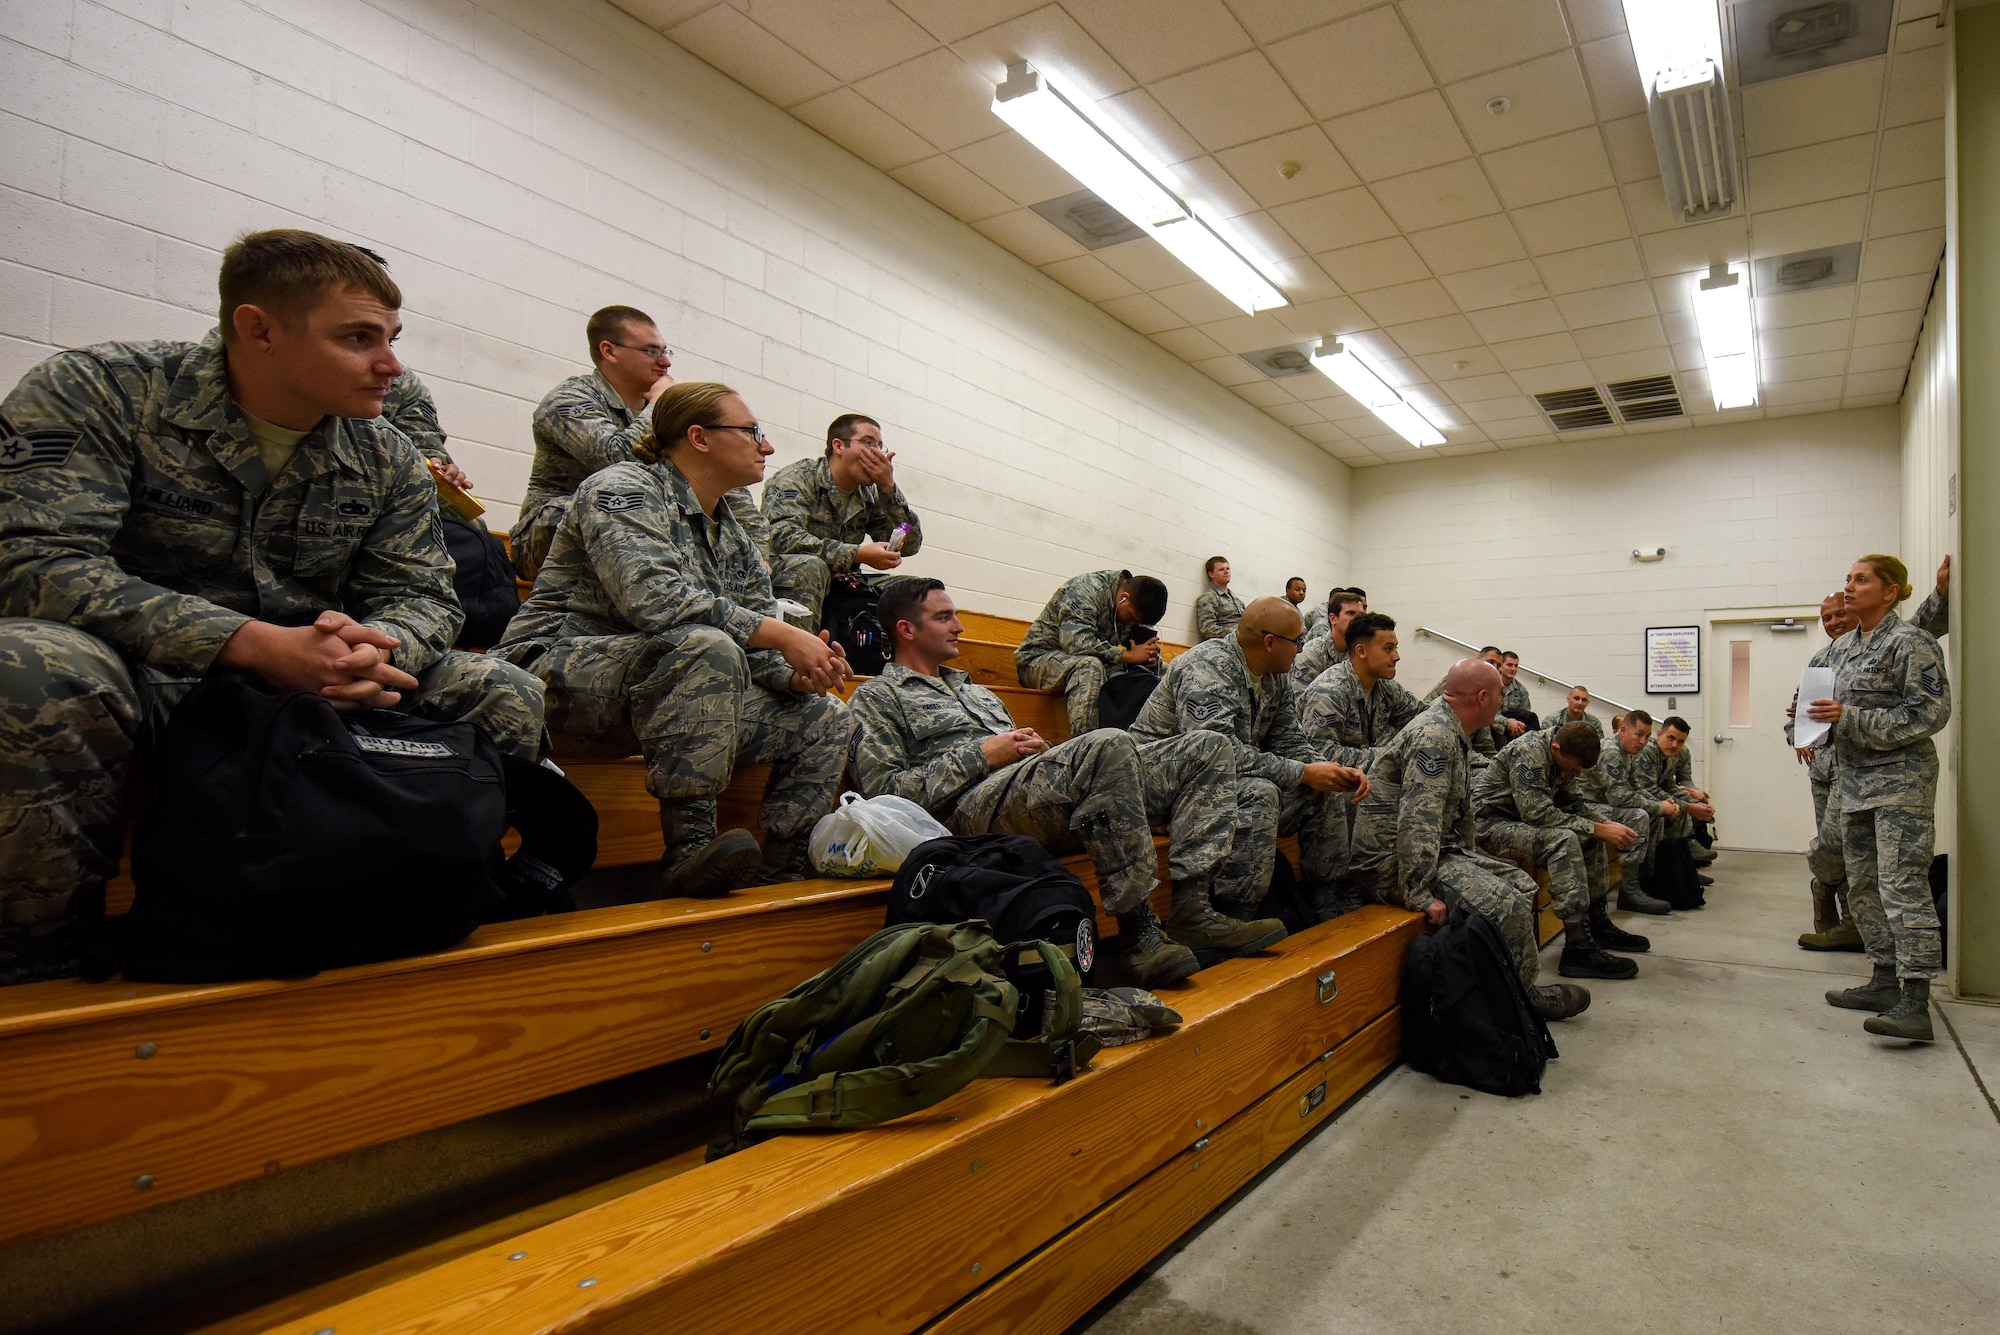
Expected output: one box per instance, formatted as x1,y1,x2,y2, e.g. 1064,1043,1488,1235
1413,627,1638,714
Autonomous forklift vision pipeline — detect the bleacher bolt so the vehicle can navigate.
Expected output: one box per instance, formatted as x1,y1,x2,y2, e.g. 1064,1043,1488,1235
135,1042,157,1059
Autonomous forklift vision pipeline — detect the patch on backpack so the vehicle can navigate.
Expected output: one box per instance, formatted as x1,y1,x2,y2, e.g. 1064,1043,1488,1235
353,734,457,759
1920,666,1944,698
0,415,79,473
1076,918,1096,974
1413,751,1446,778
596,491,646,514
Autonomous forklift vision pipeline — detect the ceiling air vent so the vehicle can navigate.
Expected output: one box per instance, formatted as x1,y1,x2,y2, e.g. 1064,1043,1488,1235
1733,0,1893,85
1607,374,1685,423
1030,189,1146,251
1752,242,1861,295
1533,386,1615,432
1240,345,1315,380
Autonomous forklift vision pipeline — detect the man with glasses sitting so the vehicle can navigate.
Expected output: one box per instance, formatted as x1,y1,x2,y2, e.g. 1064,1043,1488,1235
760,413,924,631
496,382,855,899
1132,597,1369,923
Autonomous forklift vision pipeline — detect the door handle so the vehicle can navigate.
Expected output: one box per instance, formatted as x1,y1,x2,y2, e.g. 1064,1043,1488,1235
1713,733,1732,744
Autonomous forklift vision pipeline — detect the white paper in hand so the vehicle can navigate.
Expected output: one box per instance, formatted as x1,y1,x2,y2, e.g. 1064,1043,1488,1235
1794,666,1836,749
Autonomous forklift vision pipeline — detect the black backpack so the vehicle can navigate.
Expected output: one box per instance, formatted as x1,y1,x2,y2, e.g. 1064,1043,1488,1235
442,512,521,649
822,573,888,676
1097,667,1161,731
1252,848,1317,936
887,835,1098,1038
115,671,514,981
1648,836,1706,911
1400,908,1558,1097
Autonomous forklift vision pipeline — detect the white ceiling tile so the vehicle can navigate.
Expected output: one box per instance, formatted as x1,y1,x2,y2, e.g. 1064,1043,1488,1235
737,0,937,82
1097,291,1184,334
888,0,1045,44
1760,319,1853,358
1231,209,1309,260
1438,371,1520,400
1191,353,1263,385
1576,34,1646,122
619,0,723,30
1491,330,1582,369
1575,315,1665,354
891,154,1015,219
1562,0,1624,43
1894,8,1947,51
1466,299,1565,341
1355,279,1461,325
1762,376,1846,406
1512,186,1631,255
1041,253,1139,302
1384,313,1483,355
1584,347,1672,381
1267,8,1434,120
1651,275,1693,313
1747,136,1876,213
970,208,1086,264
1509,360,1594,392
1554,279,1655,327
1315,236,1432,291
1219,0,1380,43
1272,295,1370,338
1407,215,1529,274
1637,215,1748,276
1150,51,1312,151
1264,399,1328,426
1750,195,1869,257
1843,368,1908,397
1483,414,1562,439
1660,308,1696,343
1756,286,1857,329
948,8,1135,99
1620,176,1680,233
1062,0,1253,81
1868,179,1946,238
1100,88,1207,165
792,87,936,170
1874,119,1945,190
1762,349,1848,382
1883,43,1946,127
1371,159,1505,231
1847,340,1916,373
1740,60,1885,157
953,131,1082,206
1448,50,1598,153
1601,113,1658,183
1400,0,1571,83
1440,258,1550,310
1483,127,1616,209
1325,92,1472,182
1232,378,1297,407
854,48,1002,150
1202,311,1313,352
1459,394,1539,423
1266,256,1345,302
1860,229,1944,280
1154,280,1248,325
1853,308,1924,345
670,5,841,107
1535,237,1647,294
1149,325,1231,359
1213,126,1361,208
1856,272,1934,315
1269,186,1401,251
1094,237,1199,289
1166,156,1260,217
1415,347,1507,380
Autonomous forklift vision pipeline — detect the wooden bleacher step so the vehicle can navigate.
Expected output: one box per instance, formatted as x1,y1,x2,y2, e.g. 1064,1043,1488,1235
243,907,1421,1335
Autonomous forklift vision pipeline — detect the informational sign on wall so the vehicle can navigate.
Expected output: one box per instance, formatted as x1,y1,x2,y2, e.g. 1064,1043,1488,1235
1645,625,1701,694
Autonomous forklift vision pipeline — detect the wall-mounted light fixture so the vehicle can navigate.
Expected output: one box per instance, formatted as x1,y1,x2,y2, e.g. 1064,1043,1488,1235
1633,547,1668,562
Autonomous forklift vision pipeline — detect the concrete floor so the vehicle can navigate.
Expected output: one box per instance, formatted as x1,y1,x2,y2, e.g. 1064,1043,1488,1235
1080,851,2000,1335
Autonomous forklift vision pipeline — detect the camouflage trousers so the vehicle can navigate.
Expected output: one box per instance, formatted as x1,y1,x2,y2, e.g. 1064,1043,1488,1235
950,728,1236,915
1015,651,1106,737
1476,819,1608,923
0,617,543,985
1592,805,1652,869
1432,850,1543,991
768,553,832,631
1806,777,1849,898
513,625,853,842
1841,804,1941,980
511,495,566,583
1215,774,1349,918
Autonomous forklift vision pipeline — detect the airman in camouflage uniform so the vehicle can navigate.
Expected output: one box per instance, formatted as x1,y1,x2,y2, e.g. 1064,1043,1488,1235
495,455,853,890
761,449,922,630
1585,717,1673,915
1296,659,1424,773
1193,582,1244,642
1424,674,1508,758
0,331,543,984
515,368,648,580
1500,674,1534,719
1631,732,1699,842
1014,569,1165,735
1474,724,1644,977
379,370,452,467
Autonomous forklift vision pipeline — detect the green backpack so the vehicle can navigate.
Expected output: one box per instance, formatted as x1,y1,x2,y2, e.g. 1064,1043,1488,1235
706,920,1099,1159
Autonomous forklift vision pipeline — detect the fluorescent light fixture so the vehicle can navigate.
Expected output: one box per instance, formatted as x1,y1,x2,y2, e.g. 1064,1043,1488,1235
992,61,1285,315
1620,0,1723,99
1622,0,1737,218
1691,262,1757,409
1309,338,1446,447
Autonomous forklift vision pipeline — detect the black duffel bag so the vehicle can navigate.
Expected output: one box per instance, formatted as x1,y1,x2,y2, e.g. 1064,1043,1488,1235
116,670,514,981
1401,907,1558,1097
442,511,521,649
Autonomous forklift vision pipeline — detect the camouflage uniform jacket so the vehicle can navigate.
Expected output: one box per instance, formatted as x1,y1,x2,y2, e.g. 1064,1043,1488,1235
1128,633,1312,787
1302,606,1330,642
760,455,922,574
1287,629,1343,689
1912,587,1948,639
496,459,792,693
379,370,452,466
1544,708,1604,738
0,332,462,676
1631,737,1696,809
1472,730,1595,838
1595,740,1654,811
1785,640,1845,787
1296,660,1424,770
1501,677,1534,715
1350,698,1477,911
848,663,1017,819
1830,610,1950,812
1017,568,1128,671
1193,585,1244,641
517,370,649,551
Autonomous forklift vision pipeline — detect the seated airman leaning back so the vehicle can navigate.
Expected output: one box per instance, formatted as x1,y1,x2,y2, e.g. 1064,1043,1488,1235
1288,588,1365,688
495,382,855,897
1193,555,1244,642
1131,596,1368,923
1589,709,1675,916
0,229,545,984
1349,659,1591,1021
850,577,1269,988
1014,568,1169,735
760,414,922,631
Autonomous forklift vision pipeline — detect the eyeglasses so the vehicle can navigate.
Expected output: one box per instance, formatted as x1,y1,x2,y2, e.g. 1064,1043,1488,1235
1266,631,1306,648
703,422,770,446
608,342,673,359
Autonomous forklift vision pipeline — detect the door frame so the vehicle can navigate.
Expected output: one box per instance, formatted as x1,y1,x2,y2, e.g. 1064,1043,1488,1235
1704,604,1825,851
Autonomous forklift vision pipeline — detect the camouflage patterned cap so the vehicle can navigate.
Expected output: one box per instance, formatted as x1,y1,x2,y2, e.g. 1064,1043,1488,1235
1073,986,1184,1048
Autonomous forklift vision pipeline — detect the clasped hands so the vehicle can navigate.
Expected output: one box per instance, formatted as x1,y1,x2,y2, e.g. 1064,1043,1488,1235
215,611,418,710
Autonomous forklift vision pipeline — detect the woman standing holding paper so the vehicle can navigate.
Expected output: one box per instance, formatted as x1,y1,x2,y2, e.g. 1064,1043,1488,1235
1812,555,1951,1042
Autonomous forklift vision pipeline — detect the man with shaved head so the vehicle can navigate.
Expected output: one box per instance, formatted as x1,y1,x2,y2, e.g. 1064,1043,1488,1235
1426,646,1522,759
1133,596,1369,925
1351,658,1591,1021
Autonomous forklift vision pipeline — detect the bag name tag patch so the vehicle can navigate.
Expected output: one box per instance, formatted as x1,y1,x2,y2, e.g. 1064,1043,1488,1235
353,735,457,759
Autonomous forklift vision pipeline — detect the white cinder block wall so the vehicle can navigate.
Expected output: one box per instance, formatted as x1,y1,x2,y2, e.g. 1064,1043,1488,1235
1350,407,1903,785
0,0,1351,639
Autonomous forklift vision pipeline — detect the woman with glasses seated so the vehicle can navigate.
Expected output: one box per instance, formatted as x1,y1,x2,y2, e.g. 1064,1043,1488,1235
496,382,856,899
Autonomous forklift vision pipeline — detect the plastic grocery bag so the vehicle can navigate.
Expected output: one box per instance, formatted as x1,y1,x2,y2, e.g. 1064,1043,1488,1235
808,792,949,877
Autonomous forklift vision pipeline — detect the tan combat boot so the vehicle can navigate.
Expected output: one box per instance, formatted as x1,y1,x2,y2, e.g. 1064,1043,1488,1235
1116,903,1199,990
659,801,762,898
1163,879,1287,959
1800,880,1864,950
